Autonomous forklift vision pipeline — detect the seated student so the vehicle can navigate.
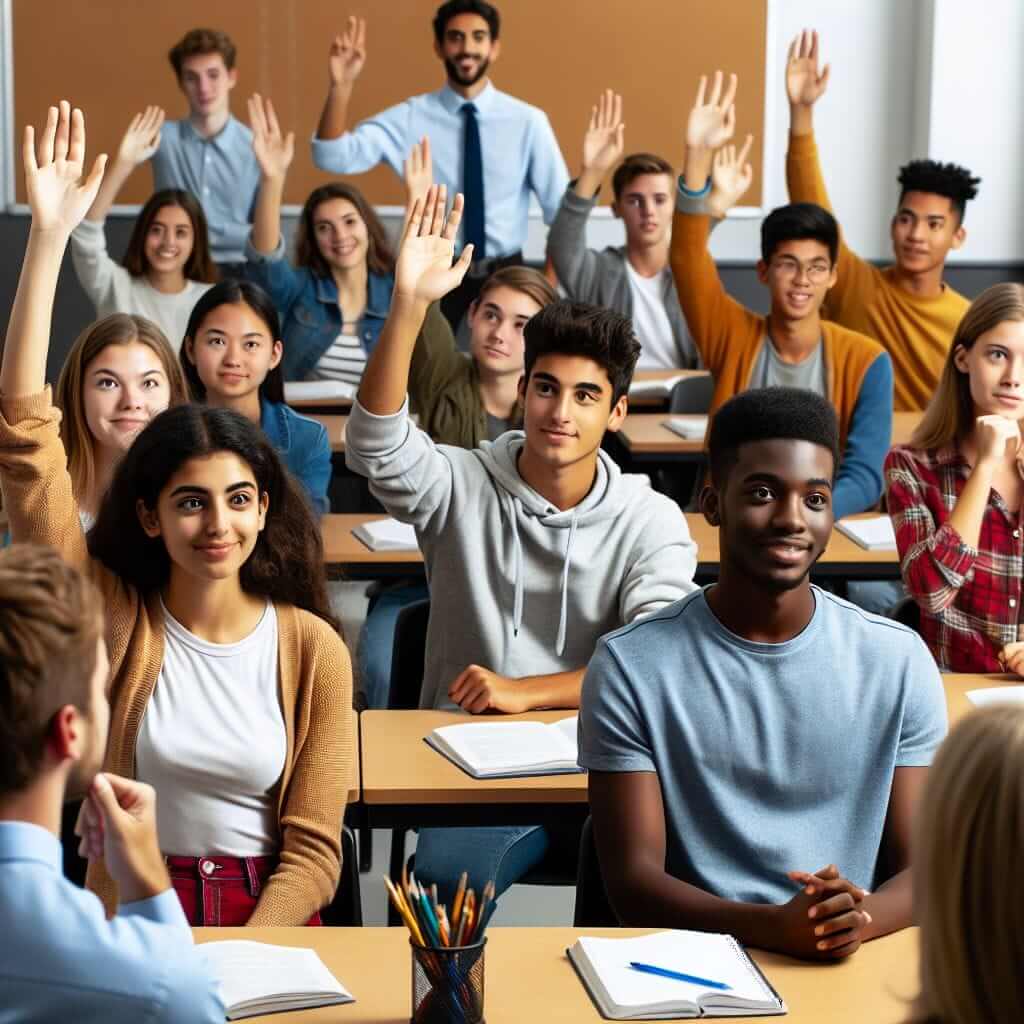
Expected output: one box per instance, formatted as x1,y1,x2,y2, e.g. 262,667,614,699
244,96,452,387
345,185,697,901
0,102,354,927
71,106,217,351
150,28,261,272
672,72,893,519
885,283,1024,674
181,279,332,515
912,706,1024,1024
580,387,947,960
785,30,980,411
0,544,223,1023
548,90,699,370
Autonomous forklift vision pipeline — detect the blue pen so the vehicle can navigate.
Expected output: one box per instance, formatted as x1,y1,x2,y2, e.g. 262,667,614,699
629,962,732,991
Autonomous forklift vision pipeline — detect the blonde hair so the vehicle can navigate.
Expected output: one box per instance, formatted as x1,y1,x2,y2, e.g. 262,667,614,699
912,283,1024,449
912,706,1024,1023
54,314,189,504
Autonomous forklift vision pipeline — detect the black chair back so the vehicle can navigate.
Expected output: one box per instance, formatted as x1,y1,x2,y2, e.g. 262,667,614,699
668,375,714,414
388,599,431,710
573,815,618,927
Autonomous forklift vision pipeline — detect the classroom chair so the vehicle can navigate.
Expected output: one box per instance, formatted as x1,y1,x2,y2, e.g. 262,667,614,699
663,374,715,510
321,825,364,926
668,375,714,414
573,815,618,927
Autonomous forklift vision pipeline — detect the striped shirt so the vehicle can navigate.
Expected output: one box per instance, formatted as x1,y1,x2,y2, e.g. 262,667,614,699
885,443,1024,672
311,329,367,387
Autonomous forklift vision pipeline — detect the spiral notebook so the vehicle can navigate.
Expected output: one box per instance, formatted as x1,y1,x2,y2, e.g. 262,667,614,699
568,930,785,1019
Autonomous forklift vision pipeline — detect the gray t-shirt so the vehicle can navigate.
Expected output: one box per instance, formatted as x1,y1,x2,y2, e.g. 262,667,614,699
579,586,947,903
749,337,827,393
485,412,511,442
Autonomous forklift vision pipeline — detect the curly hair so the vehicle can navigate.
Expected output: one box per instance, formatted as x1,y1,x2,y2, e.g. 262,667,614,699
897,160,980,223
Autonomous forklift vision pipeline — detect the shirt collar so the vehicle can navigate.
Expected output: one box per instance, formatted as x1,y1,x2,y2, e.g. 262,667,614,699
0,821,62,872
179,114,240,146
438,80,496,115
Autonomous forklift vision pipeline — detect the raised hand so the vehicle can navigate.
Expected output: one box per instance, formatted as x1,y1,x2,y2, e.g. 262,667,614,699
708,134,754,218
786,30,830,108
403,136,433,207
395,185,474,304
686,71,737,151
115,106,164,167
24,102,107,236
582,90,625,175
248,93,295,180
328,16,367,87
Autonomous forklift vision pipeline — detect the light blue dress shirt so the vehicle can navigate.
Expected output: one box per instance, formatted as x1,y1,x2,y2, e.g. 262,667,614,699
152,115,260,265
311,82,569,257
0,821,224,1023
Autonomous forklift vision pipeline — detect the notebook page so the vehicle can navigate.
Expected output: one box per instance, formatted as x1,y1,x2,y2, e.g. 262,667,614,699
284,380,355,401
967,685,1024,707
552,716,581,759
433,721,572,772
663,416,708,440
357,519,419,550
835,516,896,549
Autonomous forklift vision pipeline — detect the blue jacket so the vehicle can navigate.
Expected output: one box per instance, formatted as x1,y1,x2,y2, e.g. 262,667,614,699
245,235,392,380
260,397,332,516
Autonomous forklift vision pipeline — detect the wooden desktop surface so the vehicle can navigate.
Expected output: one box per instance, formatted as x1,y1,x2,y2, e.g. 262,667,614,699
942,673,1022,724
312,414,348,454
192,925,919,1023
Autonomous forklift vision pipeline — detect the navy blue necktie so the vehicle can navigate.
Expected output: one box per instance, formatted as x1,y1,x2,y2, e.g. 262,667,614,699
461,102,486,259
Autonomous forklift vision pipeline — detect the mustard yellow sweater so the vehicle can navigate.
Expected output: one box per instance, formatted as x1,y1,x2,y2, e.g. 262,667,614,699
0,389,354,925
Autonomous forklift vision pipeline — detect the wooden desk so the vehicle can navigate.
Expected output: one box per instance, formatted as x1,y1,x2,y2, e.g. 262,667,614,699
193,925,919,1023
322,514,422,577
943,673,1023,726
310,414,348,454
289,394,353,413
627,368,710,408
360,709,587,828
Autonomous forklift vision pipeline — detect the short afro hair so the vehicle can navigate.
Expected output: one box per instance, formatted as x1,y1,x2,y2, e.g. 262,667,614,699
523,301,641,405
708,387,840,487
897,160,980,224
433,0,500,43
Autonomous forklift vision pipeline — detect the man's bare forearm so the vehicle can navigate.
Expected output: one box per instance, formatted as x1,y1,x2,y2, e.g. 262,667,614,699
317,83,353,140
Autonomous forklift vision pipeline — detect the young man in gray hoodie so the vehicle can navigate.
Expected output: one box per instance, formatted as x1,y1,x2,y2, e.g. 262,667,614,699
346,186,698,903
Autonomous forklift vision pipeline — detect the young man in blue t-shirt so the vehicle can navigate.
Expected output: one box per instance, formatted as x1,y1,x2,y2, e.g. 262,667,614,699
579,387,947,960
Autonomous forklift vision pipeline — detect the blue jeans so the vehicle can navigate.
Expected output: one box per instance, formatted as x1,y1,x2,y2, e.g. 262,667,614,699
413,826,550,907
356,582,430,709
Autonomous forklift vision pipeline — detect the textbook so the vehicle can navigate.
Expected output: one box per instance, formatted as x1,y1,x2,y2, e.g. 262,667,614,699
425,715,583,779
628,374,692,400
200,940,354,1020
663,416,709,440
284,380,355,402
835,515,897,550
352,517,419,551
568,930,786,1019
967,685,1024,707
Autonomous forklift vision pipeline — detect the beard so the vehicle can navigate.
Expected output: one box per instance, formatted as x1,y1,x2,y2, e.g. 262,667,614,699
444,54,491,87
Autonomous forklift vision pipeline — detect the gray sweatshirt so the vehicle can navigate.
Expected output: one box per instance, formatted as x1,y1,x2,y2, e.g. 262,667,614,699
346,400,698,709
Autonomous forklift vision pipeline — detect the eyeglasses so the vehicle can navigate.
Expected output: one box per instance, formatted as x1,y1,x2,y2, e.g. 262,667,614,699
770,257,833,282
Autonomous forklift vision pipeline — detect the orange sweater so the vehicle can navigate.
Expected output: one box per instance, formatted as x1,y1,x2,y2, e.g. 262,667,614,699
669,210,883,455
0,389,354,925
786,132,969,412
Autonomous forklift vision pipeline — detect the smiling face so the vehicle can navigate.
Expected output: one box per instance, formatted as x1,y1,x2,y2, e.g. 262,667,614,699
137,451,268,585
891,191,965,277
757,238,837,324
468,285,542,378
954,319,1024,421
435,12,500,88
143,203,194,278
613,173,674,250
178,52,236,118
705,438,834,593
186,301,282,404
312,198,369,273
82,342,173,454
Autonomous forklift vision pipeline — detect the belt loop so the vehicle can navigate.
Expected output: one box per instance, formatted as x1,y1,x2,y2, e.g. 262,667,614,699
244,857,262,898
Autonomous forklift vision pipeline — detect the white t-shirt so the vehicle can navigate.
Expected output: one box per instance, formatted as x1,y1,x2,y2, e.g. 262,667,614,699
136,601,286,857
312,328,368,387
625,263,678,370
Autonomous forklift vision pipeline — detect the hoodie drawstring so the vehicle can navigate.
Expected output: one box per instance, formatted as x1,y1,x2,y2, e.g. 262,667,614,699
508,495,524,639
556,513,578,656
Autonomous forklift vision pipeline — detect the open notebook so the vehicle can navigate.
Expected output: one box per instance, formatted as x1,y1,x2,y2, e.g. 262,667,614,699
201,940,354,1020
628,375,693,400
968,685,1024,707
835,515,897,550
568,931,785,1019
352,518,419,551
284,380,355,402
662,416,709,440
425,716,582,779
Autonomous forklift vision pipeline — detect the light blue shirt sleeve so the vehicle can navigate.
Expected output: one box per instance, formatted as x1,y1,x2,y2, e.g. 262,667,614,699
896,632,948,766
311,98,411,176
527,110,570,225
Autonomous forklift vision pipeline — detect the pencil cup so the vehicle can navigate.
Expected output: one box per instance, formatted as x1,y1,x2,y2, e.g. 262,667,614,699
410,937,486,1024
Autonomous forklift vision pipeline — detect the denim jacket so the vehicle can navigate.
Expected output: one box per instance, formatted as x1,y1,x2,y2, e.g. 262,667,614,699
260,396,332,516
245,234,393,380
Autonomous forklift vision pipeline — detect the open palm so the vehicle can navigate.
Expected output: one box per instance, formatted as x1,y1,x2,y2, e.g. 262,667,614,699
708,135,754,218
248,94,294,179
395,186,474,303
786,30,830,106
686,71,737,150
25,102,106,235
117,106,164,167
582,90,625,174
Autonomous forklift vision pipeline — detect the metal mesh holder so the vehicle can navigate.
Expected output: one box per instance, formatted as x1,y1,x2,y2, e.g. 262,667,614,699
410,937,486,1024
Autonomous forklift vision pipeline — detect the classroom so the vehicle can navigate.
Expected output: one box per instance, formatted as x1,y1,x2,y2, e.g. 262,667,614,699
1,1,1023,1021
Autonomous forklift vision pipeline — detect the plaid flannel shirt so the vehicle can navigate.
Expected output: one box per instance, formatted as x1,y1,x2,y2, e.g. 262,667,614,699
885,444,1024,672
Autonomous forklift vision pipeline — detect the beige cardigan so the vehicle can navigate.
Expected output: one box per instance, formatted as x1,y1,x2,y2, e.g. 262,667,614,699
0,389,354,925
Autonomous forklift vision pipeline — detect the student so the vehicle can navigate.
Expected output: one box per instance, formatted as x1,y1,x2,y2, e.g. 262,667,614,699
912,706,1024,1024
548,91,699,370
0,544,223,1023
0,102,354,927
885,283,1024,674
346,185,697,901
312,2,569,328
580,387,947,959
150,28,260,271
672,72,893,519
181,279,332,515
244,96,452,387
786,30,980,411
71,107,217,351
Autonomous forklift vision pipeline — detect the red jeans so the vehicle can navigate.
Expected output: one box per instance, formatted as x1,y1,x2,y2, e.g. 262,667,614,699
167,854,322,926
